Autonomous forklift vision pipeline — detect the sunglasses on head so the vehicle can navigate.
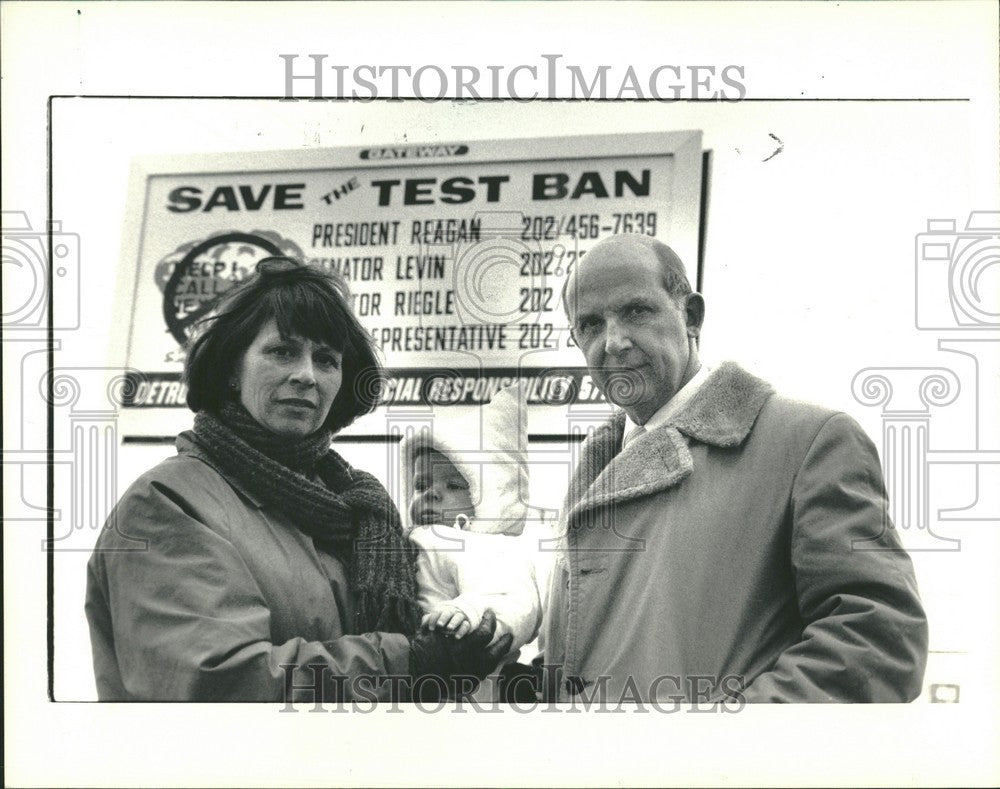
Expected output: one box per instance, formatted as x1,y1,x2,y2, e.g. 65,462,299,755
256,256,305,274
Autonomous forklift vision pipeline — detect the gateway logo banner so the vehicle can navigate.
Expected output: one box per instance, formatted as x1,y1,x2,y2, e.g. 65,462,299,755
361,145,470,161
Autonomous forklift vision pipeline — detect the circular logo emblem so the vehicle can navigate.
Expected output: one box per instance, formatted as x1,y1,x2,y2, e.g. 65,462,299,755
160,231,302,345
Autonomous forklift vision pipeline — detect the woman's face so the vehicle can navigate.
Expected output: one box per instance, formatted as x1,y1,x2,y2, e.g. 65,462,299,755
234,318,343,437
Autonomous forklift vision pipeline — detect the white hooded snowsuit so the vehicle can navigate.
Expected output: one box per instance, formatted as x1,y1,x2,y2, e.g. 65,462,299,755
399,385,542,655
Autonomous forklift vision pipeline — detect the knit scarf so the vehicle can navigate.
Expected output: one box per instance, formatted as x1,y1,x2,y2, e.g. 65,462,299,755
192,401,421,636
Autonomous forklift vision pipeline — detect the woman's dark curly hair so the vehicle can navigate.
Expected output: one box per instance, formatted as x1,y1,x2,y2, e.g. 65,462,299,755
183,257,382,434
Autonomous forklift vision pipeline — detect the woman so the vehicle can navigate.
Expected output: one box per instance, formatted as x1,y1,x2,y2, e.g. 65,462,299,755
86,258,510,701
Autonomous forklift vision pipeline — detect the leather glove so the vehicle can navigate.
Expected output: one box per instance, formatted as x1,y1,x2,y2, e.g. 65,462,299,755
497,661,542,704
408,609,513,701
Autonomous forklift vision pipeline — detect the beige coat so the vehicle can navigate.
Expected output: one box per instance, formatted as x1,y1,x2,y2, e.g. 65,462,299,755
86,433,410,701
542,362,928,703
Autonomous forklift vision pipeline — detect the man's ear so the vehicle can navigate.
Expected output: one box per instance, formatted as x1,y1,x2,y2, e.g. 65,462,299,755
684,293,705,337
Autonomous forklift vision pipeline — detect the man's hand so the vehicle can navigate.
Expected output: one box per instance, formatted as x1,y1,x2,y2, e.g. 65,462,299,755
421,604,473,639
409,609,513,701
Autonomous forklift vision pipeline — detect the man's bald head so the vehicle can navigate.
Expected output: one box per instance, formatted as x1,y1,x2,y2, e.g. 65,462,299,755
563,234,694,320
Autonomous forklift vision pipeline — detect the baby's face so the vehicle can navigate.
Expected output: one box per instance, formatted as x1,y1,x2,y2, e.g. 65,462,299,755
409,449,475,526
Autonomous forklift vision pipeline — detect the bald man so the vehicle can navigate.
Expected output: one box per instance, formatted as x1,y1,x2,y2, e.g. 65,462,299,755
538,234,927,703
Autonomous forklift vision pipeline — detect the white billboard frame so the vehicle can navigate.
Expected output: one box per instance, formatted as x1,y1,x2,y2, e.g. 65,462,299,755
112,129,706,438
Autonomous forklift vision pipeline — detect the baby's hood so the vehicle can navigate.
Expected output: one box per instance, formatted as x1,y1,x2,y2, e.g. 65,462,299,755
399,383,529,535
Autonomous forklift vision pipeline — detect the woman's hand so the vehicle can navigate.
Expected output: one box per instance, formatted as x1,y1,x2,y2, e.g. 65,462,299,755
421,605,473,639
409,609,513,701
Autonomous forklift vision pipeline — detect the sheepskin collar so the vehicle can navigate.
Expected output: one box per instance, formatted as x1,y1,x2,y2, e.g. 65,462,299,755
670,361,775,447
567,362,773,521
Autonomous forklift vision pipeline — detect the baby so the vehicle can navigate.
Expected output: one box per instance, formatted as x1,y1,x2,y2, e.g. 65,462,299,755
400,385,541,662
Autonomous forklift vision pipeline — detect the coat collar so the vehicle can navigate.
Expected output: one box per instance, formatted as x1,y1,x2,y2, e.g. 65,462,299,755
176,430,266,509
670,361,775,448
567,362,774,522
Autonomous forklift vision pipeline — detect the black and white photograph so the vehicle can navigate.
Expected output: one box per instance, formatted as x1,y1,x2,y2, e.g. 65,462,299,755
3,1,999,785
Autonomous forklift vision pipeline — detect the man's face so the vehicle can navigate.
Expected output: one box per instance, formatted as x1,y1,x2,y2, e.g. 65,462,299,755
566,239,700,424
